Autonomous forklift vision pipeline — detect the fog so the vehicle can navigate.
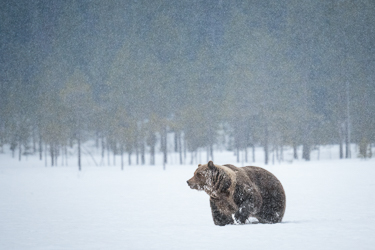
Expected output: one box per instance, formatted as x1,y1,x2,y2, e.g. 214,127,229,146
1,0,374,168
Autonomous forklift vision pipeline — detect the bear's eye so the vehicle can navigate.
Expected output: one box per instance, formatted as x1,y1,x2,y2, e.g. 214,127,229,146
196,173,203,178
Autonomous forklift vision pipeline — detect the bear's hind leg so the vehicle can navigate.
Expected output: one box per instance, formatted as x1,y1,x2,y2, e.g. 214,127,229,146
255,191,285,224
234,200,253,224
255,208,283,224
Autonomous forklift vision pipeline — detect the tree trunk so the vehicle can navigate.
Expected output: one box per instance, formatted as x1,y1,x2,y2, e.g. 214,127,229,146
121,144,124,170
136,145,139,165
113,150,116,166
45,143,47,167
245,146,248,163
275,145,279,163
141,141,145,165
150,142,155,165
183,134,187,162
317,145,320,160
345,81,351,158
135,129,139,165
32,129,36,153
65,145,68,166
163,126,167,168
339,140,343,159
369,143,373,158
178,132,183,165
149,131,156,165
101,136,105,160
18,140,22,161
95,131,99,149
39,134,43,160
55,144,58,166
11,140,16,158
128,151,132,165
190,150,194,165
78,135,81,171
345,124,350,158
113,140,116,166
174,132,178,152
61,145,64,166
199,148,201,163
252,144,255,162
236,146,239,163
107,140,110,166
339,123,344,159
293,143,298,159
302,143,310,161
50,143,54,166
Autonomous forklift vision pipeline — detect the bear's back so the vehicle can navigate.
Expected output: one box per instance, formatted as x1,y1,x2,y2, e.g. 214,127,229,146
224,164,283,191
242,166,283,190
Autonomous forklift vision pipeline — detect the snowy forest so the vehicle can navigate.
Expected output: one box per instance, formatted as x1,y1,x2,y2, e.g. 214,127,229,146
1,0,375,169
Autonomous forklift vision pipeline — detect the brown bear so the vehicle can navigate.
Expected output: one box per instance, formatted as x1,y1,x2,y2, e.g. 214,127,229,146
187,161,286,226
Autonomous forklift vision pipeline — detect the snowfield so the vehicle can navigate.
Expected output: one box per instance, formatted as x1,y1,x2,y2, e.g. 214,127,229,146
1,148,375,250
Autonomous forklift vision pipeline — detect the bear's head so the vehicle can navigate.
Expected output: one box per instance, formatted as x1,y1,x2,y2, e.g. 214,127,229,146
187,161,233,197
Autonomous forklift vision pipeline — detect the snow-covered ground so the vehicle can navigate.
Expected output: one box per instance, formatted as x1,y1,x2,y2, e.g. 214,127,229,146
1,146,374,250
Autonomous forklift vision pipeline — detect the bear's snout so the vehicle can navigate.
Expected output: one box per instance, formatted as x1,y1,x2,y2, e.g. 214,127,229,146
187,179,193,187
187,178,196,189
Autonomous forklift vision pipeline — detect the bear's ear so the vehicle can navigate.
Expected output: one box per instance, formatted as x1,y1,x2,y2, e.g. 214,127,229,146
198,164,202,167
208,161,215,170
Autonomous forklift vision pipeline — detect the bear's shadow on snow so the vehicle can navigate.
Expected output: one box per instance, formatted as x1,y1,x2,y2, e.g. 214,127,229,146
243,220,307,225
279,220,307,224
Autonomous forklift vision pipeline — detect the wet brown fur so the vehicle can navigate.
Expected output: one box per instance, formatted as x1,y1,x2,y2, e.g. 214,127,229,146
187,161,286,226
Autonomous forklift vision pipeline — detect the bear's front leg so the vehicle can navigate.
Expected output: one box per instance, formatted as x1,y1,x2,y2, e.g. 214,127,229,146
210,199,234,226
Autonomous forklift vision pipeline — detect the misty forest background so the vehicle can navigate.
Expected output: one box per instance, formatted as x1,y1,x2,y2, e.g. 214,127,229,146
1,0,375,170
